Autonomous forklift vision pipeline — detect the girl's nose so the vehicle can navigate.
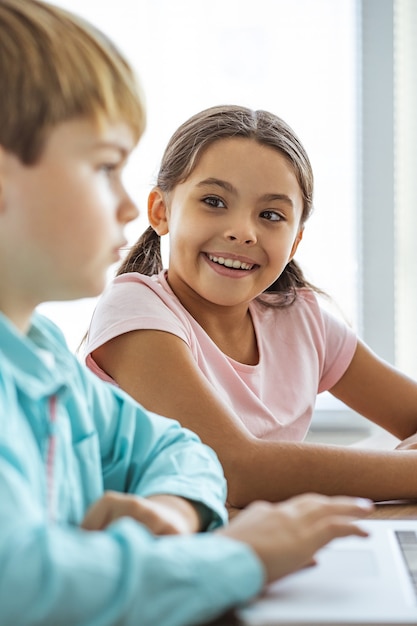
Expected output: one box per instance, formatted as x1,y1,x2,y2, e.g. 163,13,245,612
224,222,257,245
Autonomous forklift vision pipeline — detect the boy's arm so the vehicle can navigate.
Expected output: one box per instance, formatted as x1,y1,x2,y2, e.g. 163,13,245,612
0,359,256,626
0,456,262,626
81,491,204,534
0,444,374,626
81,361,228,531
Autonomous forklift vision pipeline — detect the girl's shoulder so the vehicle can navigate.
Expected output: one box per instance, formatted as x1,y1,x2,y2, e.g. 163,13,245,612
112,269,176,299
251,288,353,333
86,271,193,355
113,269,164,289
104,270,170,306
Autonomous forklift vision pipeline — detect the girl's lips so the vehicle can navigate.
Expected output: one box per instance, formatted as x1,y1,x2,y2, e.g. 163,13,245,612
203,252,258,277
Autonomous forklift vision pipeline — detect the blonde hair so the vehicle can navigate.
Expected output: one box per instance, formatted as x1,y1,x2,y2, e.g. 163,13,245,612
0,0,146,164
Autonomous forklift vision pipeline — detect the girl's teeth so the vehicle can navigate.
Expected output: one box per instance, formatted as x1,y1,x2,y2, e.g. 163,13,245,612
208,254,252,270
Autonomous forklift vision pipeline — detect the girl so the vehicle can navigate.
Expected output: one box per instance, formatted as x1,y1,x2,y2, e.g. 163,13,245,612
85,105,417,509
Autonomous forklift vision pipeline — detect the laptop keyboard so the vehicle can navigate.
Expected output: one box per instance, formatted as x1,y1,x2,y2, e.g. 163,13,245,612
395,530,417,596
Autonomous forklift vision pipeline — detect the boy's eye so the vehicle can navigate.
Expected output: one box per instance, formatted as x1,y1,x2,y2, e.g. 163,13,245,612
260,210,283,222
203,196,226,208
99,163,119,176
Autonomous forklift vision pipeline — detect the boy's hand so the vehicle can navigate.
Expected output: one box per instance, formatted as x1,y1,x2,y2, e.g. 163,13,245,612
217,493,374,584
81,491,201,535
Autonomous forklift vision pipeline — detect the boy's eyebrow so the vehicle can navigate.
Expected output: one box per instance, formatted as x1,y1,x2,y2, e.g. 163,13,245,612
93,140,131,158
196,177,295,208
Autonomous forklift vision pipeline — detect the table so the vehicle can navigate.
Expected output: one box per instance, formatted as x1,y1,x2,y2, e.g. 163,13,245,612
370,500,417,520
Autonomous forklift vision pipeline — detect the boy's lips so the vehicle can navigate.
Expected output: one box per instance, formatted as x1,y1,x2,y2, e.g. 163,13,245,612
112,240,128,260
115,239,128,251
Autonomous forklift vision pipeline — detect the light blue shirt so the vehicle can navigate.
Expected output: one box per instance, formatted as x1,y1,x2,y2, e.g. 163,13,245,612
0,311,263,626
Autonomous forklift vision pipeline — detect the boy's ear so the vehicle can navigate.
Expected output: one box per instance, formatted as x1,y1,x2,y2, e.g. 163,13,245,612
289,227,304,261
148,188,169,236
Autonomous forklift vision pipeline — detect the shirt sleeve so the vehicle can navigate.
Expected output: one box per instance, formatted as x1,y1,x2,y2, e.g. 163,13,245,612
86,273,192,356
317,303,357,392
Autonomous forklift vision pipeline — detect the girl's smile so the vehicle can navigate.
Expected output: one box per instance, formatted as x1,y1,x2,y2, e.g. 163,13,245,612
203,252,259,276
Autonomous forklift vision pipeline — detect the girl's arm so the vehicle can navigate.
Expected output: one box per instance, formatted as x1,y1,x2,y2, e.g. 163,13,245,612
329,338,417,440
92,330,417,507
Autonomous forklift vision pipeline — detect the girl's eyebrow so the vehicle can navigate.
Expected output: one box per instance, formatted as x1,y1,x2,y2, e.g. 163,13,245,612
196,177,236,194
196,178,295,208
262,193,295,208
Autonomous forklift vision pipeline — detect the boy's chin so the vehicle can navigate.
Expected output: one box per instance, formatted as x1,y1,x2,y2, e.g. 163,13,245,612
66,280,107,302
83,283,107,299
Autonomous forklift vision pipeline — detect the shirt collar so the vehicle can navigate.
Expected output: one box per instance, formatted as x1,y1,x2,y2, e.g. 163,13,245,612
0,311,70,398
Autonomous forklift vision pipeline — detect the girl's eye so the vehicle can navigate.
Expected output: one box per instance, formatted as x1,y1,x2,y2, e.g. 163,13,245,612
203,196,226,209
260,210,283,222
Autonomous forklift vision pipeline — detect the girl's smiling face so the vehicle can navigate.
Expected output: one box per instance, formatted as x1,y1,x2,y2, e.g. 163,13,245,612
149,137,304,314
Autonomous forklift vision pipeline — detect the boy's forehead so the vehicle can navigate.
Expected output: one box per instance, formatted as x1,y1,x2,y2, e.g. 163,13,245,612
90,118,136,153
46,117,136,155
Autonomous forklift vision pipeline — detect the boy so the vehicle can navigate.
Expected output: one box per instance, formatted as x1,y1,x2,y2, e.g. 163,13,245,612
0,1,373,625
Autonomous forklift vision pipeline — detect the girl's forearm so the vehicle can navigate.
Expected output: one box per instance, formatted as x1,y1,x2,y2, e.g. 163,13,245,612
225,440,417,507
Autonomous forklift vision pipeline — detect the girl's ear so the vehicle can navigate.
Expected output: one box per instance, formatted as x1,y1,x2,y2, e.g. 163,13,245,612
148,188,169,236
289,227,304,260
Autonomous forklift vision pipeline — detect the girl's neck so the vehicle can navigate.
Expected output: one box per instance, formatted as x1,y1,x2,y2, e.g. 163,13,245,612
204,310,259,365
167,275,259,365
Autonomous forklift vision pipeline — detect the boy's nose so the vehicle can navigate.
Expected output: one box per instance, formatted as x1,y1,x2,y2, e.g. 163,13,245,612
119,194,139,224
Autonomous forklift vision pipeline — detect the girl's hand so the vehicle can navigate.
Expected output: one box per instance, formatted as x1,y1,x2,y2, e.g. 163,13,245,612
396,433,417,450
217,493,374,584
81,491,201,535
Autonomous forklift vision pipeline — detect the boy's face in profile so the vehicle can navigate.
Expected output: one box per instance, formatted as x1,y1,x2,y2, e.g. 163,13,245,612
0,117,138,308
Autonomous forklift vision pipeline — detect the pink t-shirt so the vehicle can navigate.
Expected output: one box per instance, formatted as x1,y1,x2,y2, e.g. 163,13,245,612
85,271,357,441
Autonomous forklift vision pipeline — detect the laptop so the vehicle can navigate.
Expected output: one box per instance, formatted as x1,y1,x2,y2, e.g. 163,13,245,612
237,520,417,625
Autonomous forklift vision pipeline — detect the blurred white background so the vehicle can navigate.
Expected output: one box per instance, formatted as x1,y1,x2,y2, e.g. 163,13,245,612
40,0,359,354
